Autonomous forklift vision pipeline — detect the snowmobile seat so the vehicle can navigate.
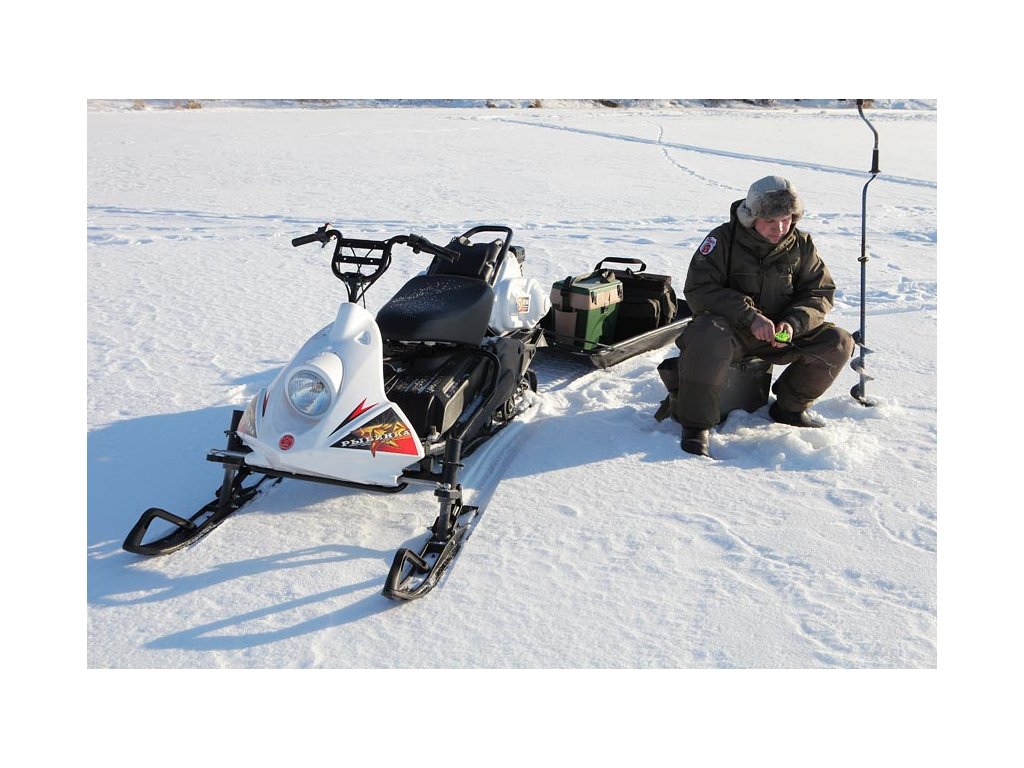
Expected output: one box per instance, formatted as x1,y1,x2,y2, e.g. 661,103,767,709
427,237,504,285
376,274,496,346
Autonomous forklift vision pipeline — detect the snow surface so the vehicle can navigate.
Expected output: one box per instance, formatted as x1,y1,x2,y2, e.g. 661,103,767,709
81,96,1008,760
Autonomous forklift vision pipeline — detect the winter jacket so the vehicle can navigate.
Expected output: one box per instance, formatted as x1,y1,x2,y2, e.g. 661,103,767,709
683,199,837,338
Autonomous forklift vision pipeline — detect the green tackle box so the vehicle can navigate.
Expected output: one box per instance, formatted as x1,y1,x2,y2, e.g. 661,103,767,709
549,272,623,350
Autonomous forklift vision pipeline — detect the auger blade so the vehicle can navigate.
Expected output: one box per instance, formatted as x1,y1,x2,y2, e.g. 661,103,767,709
849,359,875,378
850,383,878,407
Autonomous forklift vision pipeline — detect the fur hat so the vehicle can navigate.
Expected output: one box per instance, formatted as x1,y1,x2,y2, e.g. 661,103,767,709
736,175,804,228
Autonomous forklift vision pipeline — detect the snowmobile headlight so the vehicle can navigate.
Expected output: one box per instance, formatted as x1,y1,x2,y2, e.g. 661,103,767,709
285,353,343,418
287,370,332,416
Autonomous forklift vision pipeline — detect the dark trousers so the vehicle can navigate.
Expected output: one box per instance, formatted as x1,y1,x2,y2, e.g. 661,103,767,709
675,313,855,429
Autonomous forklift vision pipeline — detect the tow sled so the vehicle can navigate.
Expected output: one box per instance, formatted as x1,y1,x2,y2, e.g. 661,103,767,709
123,224,551,601
539,257,691,368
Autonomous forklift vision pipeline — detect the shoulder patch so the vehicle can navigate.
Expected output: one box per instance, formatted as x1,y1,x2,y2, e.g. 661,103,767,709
699,235,717,256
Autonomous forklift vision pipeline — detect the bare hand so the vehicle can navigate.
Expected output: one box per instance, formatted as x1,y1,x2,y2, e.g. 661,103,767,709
750,314,776,343
750,316,794,348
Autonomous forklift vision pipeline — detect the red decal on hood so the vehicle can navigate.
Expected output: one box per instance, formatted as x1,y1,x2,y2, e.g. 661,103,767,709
331,398,379,435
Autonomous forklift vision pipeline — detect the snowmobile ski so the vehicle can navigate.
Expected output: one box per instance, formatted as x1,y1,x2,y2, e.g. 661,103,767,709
123,410,281,556
382,502,481,601
383,438,477,600
122,472,278,556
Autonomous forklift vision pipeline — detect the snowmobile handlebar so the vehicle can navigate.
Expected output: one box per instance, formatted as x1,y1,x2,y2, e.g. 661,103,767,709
289,225,520,305
289,226,473,304
290,227,461,264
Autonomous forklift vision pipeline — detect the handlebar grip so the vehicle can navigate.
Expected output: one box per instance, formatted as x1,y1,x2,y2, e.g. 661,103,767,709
291,233,323,247
406,233,461,262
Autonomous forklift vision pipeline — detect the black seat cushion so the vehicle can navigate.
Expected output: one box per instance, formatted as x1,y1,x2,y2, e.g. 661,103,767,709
376,274,495,345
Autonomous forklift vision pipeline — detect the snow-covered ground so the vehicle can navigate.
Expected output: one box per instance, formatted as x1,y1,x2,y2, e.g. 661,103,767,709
89,102,938,669
81,97,994,758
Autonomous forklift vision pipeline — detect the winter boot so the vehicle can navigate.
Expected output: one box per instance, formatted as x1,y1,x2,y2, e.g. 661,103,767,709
681,427,711,457
769,401,824,428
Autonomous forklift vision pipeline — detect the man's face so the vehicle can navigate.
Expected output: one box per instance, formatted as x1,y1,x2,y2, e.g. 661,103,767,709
754,215,793,244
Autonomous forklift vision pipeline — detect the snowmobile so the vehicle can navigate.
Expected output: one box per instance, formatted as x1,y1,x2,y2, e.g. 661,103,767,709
122,224,551,600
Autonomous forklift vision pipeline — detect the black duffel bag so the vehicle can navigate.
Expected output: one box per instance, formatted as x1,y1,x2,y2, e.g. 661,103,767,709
594,257,678,340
